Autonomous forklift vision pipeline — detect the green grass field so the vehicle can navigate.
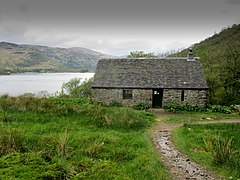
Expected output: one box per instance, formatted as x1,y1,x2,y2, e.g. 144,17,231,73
160,113,239,123
172,123,240,179
0,96,169,179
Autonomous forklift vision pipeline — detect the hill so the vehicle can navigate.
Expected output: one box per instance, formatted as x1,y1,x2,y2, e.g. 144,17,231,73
173,24,240,105
0,42,113,74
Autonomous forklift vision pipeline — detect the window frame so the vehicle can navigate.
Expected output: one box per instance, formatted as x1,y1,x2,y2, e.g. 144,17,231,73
123,89,133,100
181,90,184,102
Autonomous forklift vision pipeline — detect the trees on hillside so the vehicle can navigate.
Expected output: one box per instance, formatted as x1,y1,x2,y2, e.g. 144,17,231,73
127,51,157,58
202,42,240,105
221,43,240,104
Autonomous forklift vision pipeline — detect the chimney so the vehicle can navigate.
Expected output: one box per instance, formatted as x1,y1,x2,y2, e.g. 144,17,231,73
187,48,195,61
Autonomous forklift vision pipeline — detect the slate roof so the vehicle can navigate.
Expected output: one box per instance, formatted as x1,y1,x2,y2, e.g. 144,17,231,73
92,58,208,89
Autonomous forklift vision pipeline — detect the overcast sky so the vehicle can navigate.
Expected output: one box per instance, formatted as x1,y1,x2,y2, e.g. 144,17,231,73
0,0,239,56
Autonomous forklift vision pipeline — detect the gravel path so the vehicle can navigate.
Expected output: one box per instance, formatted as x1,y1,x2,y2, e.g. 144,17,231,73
149,113,240,180
158,130,215,180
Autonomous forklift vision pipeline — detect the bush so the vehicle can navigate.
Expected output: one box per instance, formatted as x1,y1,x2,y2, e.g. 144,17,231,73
203,135,235,164
75,160,120,179
108,101,123,107
0,152,75,179
208,105,233,114
0,128,26,155
83,105,155,131
203,134,240,176
0,96,92,115
133,102,151,111
163,104,206,113
228,151,240,173
163,104,237,114
61,77,93,98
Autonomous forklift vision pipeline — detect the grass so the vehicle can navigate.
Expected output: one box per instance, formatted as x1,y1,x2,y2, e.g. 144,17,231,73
158,112,240,123
0,96,169,179
172,123,240,179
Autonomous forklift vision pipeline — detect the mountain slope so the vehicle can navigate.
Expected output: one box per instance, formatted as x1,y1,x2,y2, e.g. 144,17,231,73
0,42,113,74
173,24,240,105
174,24,240,57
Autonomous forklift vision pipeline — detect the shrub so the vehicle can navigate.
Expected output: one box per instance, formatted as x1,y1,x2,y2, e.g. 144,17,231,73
133,102,151,111
108,101,123,107
0,96,93,115
163,104,237,114
208,105,232,114
163,104,206,113
0,128,26,155
0,152,76,179
83,105,155,131
203,134,240,177
61,77,93,98
228,151,240,173
203,135,235,164
0,95,13,112
57,128,70,157
75,160,120,179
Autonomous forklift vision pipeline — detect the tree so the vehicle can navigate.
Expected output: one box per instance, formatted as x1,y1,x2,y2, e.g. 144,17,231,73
220,42,240,104
61,78,81,95
202,42,240,105
127,51,157,58
61,77,94,98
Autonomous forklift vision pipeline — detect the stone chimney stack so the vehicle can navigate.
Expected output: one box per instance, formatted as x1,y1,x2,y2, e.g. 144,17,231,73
187,48,194,61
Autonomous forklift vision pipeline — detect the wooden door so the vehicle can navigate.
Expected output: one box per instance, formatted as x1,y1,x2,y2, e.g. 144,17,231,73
152,89,163,108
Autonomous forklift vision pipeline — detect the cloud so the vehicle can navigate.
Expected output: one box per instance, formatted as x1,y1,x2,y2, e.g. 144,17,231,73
21,30,156,55
17,3,30,14
0,21,29,43
8,27,189,56
0,0,239,56
236,17,240,23
225,0,240,5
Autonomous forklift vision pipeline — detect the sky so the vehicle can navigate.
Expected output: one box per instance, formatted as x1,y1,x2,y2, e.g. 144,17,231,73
0,0,239,56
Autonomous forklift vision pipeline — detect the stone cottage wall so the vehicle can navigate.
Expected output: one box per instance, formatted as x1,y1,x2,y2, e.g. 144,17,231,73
163,89,182,105
93,88,207,107
163,89,207,107
93,88,152,106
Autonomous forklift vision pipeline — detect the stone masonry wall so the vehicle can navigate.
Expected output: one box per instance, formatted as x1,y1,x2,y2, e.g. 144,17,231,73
184,90,207,106
93,88,152,107
93,88,207,107
163,89,207,107
163,89,182,105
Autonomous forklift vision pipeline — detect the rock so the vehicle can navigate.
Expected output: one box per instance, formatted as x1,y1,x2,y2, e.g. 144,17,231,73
235,105,240,111
189,147,198,152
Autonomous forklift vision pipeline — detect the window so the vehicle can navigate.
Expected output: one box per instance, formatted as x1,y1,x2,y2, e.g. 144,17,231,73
123,89,132,99
181,90,184,101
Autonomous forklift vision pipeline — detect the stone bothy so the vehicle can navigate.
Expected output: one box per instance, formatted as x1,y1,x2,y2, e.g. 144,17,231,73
92,57,208,108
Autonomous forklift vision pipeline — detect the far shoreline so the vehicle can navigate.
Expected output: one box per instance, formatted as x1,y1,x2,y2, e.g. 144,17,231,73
0,71,95,76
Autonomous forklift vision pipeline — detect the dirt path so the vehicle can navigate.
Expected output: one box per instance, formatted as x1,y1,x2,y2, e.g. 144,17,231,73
148,111,240,180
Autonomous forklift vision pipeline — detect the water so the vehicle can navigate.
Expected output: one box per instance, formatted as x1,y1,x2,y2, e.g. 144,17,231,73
0,73,94,96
